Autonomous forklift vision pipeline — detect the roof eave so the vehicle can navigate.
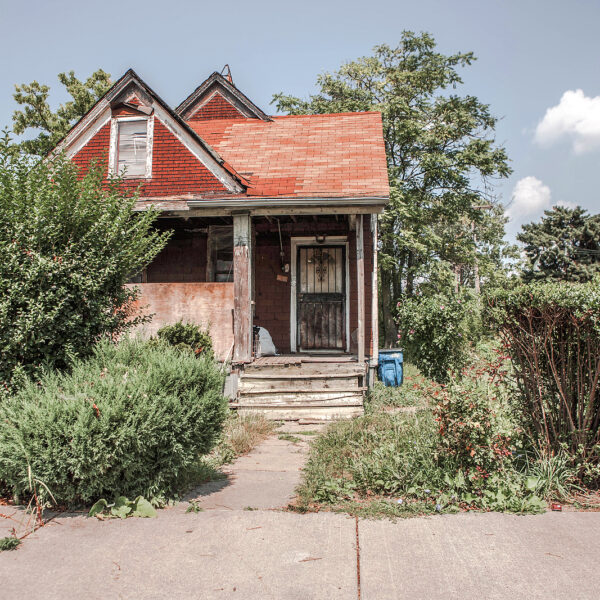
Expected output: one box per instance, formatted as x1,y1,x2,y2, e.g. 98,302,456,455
186,195,389,209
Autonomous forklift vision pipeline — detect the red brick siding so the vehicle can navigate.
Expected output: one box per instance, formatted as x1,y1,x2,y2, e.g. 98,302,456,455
71,117,229,197
254,237,291,352
188,92,247,121
71,122,111,174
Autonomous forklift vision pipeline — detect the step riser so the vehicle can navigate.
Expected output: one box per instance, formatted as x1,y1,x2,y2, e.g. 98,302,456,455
239,377,361,392
236,406,363,421
244,366,366,377
237,392,363,405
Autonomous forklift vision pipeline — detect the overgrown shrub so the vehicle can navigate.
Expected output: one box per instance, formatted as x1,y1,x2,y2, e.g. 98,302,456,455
486,279,600,465
155,321,213,357
0,338,227,506
299,352,548,514
434,357,520,483
0,140,169,390
396,292,480,383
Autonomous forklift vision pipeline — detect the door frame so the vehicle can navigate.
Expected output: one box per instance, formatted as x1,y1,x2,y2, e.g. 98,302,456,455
290,236,350,353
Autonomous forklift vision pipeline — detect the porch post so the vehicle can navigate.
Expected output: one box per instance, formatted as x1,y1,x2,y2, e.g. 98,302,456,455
371,214,379,363
356,214,365,363
233,212,253,362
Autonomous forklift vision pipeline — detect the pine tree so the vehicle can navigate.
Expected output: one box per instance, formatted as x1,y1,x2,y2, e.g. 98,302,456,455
518,206,600,282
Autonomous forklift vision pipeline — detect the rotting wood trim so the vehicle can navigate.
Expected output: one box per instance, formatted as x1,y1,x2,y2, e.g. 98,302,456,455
371,214,379,366
356,214,365,364
175,71,272,121
233,214,253,362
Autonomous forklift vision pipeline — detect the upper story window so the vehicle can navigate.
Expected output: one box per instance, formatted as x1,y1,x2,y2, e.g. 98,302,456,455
110,117,153,179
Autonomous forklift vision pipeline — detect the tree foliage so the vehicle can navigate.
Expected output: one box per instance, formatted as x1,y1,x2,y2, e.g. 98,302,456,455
517,205,600,283
12,69,112,156
396,292,479,383
273,32,514,344
0,133,169,389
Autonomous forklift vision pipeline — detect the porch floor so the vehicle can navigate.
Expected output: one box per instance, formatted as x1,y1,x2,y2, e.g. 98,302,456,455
249,354,358,367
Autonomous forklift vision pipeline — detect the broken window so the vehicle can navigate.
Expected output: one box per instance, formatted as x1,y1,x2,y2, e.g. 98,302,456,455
208,226,233,282
117,119,148,178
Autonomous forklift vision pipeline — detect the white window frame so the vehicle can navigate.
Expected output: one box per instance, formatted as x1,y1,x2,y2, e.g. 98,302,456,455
109,116,154,179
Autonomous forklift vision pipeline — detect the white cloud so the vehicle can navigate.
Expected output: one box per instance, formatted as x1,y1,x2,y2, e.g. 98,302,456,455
506,176,552,221
534,89,600,153
554,199,577,209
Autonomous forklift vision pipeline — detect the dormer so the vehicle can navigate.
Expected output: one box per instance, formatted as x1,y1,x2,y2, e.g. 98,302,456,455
109,99,154,178
176,70,272,122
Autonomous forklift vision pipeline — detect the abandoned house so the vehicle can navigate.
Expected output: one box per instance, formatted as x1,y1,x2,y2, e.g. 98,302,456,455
52,68,390,419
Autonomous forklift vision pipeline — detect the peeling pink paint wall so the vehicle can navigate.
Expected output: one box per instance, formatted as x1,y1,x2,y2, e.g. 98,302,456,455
126,283,235,360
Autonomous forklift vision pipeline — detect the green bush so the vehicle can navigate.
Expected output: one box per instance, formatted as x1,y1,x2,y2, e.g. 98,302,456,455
0,139,169,390
155,321,213,357
0,338,227,506
396,292,479,383
486,279,600,463
434,357,519,482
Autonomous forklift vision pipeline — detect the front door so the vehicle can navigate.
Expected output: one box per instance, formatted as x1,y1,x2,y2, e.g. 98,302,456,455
297,245,346,351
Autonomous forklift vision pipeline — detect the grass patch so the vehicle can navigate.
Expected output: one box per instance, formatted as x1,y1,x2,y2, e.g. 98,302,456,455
185,413,277,490
278,433,302,444
222,413,277,457
295,358,563,518
365,363,431,412
0,537,21,551
186,500,204,513
296,410,445,512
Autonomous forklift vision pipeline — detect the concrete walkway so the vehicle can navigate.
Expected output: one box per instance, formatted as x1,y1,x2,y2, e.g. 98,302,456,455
2,430,600,599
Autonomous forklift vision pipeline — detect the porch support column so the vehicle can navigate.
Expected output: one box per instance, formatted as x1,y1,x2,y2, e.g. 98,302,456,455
356,214,365,363
233,212,253,362
371,214,379,364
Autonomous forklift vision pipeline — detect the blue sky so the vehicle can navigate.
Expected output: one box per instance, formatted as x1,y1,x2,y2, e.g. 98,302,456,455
1,0,599,239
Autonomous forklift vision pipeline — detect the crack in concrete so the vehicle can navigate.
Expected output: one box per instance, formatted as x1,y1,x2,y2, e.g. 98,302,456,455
355,516,362,600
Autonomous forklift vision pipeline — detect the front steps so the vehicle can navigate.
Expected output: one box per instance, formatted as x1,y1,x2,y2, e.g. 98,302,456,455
232,357,366,421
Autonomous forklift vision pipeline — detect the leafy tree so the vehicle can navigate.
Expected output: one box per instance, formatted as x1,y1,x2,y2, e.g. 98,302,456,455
517,205,600,283
273,32,512,344
12,69,112,156
0,132,169,389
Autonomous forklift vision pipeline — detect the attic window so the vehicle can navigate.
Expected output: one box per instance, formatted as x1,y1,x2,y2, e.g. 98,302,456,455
111,117,153,178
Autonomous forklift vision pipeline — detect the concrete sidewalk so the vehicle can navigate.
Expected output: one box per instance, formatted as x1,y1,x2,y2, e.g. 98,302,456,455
2,432,600,599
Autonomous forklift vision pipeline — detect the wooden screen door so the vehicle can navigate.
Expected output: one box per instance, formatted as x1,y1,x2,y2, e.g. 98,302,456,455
297,245,346,351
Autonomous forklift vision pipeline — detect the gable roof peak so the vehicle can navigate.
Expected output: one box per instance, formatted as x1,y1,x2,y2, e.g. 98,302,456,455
176,69,272,122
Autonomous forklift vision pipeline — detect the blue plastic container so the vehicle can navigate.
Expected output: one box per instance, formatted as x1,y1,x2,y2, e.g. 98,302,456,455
378,349,404,387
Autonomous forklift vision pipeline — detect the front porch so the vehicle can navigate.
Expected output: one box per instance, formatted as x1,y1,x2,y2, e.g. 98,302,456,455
129,211,380,419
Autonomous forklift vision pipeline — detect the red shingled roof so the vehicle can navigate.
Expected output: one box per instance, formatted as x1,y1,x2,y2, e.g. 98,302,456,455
188,112,389,198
